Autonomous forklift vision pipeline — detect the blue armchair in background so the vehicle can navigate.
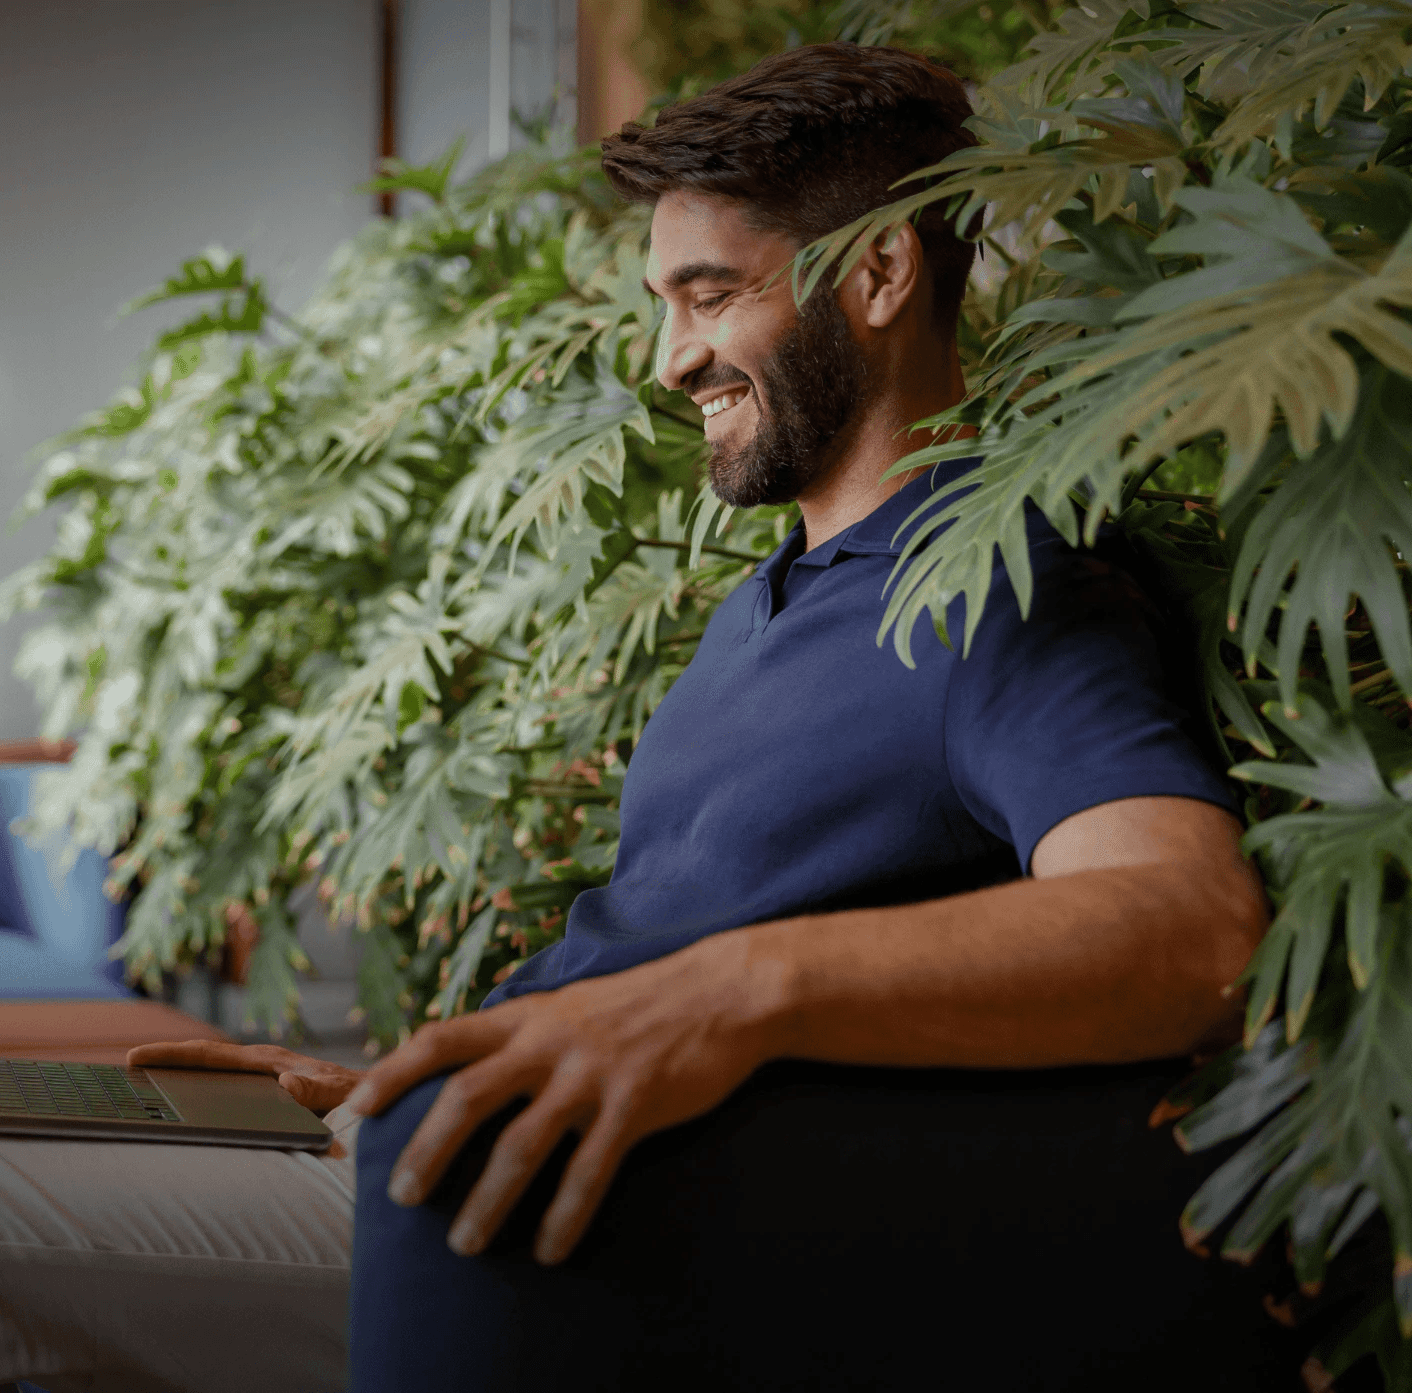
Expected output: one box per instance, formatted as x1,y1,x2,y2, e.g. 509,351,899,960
0,760,128,1001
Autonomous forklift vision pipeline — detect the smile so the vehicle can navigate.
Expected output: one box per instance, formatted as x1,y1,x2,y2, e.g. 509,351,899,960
701,389,748,418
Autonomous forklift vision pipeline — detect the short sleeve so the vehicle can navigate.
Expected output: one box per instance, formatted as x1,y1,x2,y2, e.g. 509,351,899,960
943,519,1235,872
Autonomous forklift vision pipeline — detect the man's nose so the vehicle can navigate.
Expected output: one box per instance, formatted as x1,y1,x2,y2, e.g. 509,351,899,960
654,310,713,392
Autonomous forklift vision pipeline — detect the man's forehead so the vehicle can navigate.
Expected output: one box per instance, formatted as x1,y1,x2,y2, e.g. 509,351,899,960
645,192,794,287
651,189,748,230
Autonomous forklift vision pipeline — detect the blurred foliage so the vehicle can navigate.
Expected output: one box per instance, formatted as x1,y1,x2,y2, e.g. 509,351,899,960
634,0,1063,95
1,149,787,1044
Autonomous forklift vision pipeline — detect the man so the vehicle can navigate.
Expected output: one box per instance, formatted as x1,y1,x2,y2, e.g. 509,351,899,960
0,42,1292,1393
335,42,1290,1389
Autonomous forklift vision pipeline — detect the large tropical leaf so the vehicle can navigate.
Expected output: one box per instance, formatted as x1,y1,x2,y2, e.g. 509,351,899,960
1003,0,1149,103
483,368,655,560
1231,686,1412,1039
1055,181,1412,479
1176,912,1412,1333
1146,2,1353,104
1228,367,1412,715
871,182,1412,665
1211,2,1412,151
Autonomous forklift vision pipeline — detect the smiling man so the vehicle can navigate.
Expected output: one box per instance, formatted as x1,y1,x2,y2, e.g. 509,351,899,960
112,41,1298,1393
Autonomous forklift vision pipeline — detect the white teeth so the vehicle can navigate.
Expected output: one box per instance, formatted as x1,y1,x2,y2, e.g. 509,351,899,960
702,390,746,418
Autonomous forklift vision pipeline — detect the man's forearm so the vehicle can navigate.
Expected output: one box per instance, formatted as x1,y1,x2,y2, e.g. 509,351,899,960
712,861,1266,1071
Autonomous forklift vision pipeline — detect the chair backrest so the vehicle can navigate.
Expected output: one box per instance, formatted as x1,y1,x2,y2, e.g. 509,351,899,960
0,764,128,1000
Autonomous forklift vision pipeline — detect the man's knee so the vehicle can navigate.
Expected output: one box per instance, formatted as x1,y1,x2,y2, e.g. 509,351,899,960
350,1076,540,1393
353,1073,447,1199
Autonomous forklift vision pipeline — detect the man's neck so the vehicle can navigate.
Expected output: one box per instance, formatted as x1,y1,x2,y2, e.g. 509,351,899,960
793,338,970,552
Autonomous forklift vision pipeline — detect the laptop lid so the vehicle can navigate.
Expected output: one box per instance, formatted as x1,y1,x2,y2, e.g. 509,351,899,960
0,1058,333,1150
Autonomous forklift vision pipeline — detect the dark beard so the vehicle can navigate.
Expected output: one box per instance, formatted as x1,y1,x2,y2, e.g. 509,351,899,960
706,288,865,509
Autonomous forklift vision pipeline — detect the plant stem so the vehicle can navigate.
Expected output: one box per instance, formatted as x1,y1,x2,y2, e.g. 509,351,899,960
265,303,314,341
467,641,527,666
1015,0,1054,33
650,405,703,432
1120,449,1188,508
519,780,616,801
632,536,759,563
1350,668,1395,698
1136,488,1217,506
980,235,1018,269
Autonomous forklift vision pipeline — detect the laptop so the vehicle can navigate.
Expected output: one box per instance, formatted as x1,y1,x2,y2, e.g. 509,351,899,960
0,1058,333,1150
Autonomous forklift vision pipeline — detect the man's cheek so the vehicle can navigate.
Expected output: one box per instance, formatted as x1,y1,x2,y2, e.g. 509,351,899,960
707,320,735,352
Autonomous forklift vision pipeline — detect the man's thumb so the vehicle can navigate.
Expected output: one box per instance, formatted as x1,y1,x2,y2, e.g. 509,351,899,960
278,1070,311,1104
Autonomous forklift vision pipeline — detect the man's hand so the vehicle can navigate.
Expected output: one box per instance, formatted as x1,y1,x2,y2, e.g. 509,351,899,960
125,1040,363,1116
346,934,776,1266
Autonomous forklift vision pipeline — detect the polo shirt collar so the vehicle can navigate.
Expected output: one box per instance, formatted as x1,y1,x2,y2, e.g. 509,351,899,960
781,453,984,572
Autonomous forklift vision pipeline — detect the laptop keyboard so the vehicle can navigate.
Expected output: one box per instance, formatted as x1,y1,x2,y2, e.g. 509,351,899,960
0,1060,181,1122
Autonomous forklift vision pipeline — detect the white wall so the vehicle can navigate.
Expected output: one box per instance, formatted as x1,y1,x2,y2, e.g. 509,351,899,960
401,0,494,170
510,0,578,145
399,0,574,177
0,0,379,740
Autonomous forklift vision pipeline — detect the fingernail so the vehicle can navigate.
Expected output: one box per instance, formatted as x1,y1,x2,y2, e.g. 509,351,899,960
346,1082,375,1114
448,1220,484,1256
388,1170,420,1206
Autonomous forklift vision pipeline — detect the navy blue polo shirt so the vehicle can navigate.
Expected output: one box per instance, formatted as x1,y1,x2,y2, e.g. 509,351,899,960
484,461,1232,1007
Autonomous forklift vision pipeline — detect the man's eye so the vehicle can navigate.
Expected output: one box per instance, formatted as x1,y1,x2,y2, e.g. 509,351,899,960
696,293,730,311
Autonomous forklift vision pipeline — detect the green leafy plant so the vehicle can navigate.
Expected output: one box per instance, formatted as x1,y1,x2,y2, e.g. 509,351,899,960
0,141,792,1046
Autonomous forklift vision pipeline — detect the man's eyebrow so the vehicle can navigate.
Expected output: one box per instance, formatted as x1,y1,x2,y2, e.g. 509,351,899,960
642,261,746,296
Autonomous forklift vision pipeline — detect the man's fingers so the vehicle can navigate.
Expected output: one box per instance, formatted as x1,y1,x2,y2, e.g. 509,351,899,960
386,1057,527,1207
127,1040,228,1069
346,1017,502,1117
446,1079,593,1257
533,1114,632,1265
127,1040,289,1073
126,1041,362,1116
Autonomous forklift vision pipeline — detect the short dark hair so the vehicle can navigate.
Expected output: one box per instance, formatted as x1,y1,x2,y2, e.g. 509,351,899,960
601,42,977,327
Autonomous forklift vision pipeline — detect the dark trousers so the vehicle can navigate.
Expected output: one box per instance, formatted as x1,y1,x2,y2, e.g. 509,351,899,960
349,1059,1302,1391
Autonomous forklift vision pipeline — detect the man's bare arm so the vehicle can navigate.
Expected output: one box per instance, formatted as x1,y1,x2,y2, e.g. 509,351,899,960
746,796,1266,1069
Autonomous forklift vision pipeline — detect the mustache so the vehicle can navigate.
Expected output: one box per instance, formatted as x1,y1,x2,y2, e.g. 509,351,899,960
682,365,754,400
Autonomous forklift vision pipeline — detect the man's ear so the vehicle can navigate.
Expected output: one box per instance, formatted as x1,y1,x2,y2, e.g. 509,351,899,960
847,221,926,330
